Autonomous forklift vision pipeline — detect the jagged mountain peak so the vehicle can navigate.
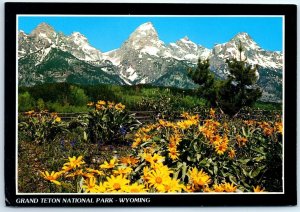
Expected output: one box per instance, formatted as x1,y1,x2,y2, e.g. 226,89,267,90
234,32,251,40
181,36,190,41
30,22,56,37
135,22,156,32
121,22,165,53
35,22,54,30
229,32,260,50
69,32,89,45
130,22,158,38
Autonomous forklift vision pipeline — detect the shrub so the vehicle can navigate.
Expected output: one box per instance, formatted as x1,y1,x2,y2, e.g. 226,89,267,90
84,100,141,145
18,110,68,144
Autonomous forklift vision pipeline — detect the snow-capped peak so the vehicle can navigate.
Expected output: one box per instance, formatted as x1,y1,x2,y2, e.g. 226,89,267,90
230,32,260,50
70,32,89,45
234,32,251,40
123,21,165,53
30,22,56,37
135,22,156,32
128,21,159,41
71,32,86,38
180,36,191,43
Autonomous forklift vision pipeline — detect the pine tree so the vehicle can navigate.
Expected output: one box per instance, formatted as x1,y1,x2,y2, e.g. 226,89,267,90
188,58,217,106
217,41,262,116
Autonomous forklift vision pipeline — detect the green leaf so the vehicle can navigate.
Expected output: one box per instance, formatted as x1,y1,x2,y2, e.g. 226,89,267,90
83,131,87,141
134,162,146,173
242,126,246,137
250,166,266,178
253,156,266,162
199,158,208,166
251,147,266,155
229,175,237,184
181,162,187,181
238,159,251,165
213,165,218,175
241,167,249,177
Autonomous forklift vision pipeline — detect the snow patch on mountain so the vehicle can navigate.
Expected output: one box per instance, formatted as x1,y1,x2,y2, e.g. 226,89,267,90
141,46,160,56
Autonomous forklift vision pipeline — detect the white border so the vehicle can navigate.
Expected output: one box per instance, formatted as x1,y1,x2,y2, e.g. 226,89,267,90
16,14,285,195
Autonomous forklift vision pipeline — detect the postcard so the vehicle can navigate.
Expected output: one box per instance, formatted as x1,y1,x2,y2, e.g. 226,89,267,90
4,2,297,207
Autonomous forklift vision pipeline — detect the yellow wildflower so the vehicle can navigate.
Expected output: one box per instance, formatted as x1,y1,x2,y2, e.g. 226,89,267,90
87,102,94,107
115,103,125,111
215,142,227,155
188,167,211,188
211,134,223,145
97,100,106,105
236,135,248,146
142,166,151,183
213,183,225,192
54,116,61,122
253,185,265,192
228,149,236,159
86,168,104,176
97,182,107,193
132,137,142,148
203,186,212,192
142,153,165,165
161,178,185,193
40,171,62,185
223,182,237,192
275,122,283,134
62,156,85,172
147,168,171,191
50,112,58,118
125,183,147,193
65,169,94,179
244,120,256,126
100,158,118,169
95,104,105,110
24,110,35,116
180,112,190,119
177,120,194,130
200,126,215,140
168,147,179,161
107,101,115,108
104,174,129,193
112,167,133,176
120,156,139,166
82,177,99,193
169,134,181,145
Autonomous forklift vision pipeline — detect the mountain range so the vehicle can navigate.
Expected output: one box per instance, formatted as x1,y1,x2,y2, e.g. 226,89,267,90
18,22,283,102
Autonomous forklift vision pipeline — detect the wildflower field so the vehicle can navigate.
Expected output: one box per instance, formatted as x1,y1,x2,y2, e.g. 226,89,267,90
18,100,283,193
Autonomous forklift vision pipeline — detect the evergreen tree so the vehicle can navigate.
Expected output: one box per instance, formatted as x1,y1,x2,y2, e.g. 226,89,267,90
188,59,217,106
217,41,262,116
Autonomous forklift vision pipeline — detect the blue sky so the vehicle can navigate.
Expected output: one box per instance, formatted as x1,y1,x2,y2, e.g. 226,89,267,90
18,16,283,52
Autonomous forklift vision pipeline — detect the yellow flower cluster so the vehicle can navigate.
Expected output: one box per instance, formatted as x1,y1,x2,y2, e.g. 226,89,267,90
244,120,283,136
24,110,62,122
87,100,125,111
132,112,199,160
41,153,235,193
199,119,230,155
211,182,237,192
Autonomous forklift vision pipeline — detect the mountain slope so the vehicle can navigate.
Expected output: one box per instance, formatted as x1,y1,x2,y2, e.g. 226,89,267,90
19,48,124,86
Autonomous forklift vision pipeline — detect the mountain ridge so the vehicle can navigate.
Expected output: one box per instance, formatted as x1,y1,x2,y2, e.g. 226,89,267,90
18,22,283,102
